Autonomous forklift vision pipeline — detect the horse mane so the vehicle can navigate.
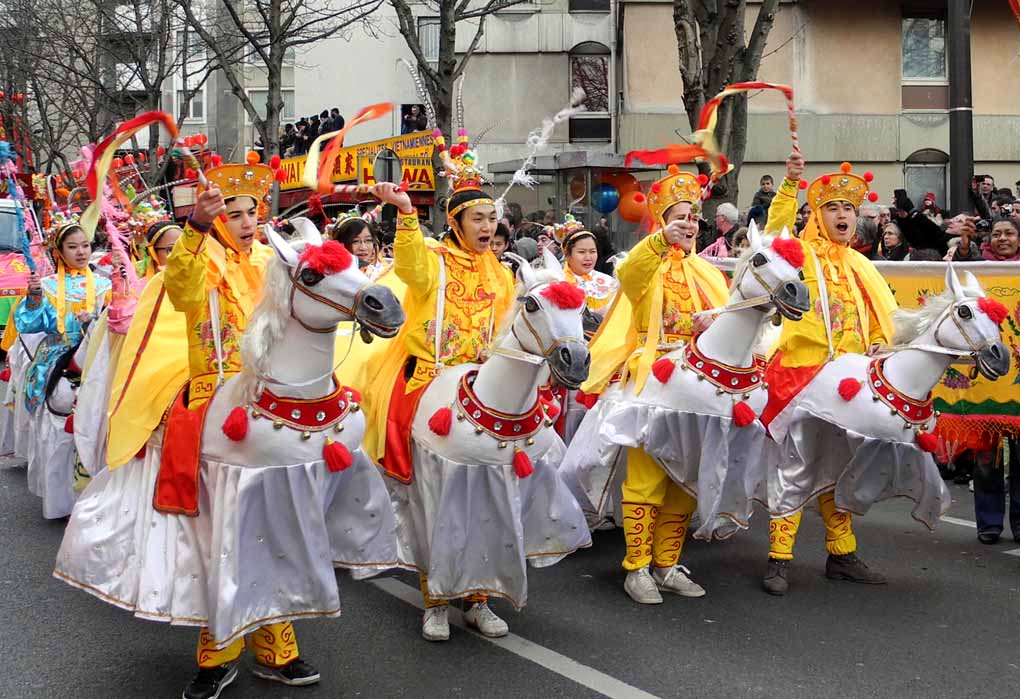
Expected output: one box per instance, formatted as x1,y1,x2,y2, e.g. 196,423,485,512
493,267,563,344
236,247,304,403
891,287,979,345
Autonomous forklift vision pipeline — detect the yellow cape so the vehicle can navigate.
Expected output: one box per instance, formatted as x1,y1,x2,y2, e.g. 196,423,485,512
583,245,729,396
105,272,189,468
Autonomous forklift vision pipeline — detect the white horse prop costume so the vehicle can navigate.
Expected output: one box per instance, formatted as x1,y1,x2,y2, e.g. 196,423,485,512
767,265,1011,530
395,250,592,637
561,224,810,540
54,219,407,649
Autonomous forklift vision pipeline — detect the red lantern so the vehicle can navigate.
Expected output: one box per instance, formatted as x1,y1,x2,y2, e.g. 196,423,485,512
269,154,281,169
124,154,136,166
112,157,124,169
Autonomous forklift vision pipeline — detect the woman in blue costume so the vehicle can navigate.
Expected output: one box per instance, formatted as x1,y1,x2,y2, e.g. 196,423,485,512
15,219,111,518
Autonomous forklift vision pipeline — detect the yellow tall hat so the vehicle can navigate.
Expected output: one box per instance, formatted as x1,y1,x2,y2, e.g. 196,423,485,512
646,164,707,226
200,155,275,217
806,161,878,212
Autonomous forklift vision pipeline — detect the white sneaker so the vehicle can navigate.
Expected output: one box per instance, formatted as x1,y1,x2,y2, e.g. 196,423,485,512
463,602,509,638
422,606,450,642
624,568,663,604
653,565,706,597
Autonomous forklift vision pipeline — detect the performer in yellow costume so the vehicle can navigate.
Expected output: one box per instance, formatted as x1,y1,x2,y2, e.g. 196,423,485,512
363,129,516,641
759,154,898,595
583,166,729,604
157,157,321,697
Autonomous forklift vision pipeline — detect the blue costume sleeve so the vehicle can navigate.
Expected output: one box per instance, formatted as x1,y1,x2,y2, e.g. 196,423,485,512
13,296,58,335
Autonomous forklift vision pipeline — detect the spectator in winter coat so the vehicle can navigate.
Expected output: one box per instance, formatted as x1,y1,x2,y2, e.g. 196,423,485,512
751,175,776,210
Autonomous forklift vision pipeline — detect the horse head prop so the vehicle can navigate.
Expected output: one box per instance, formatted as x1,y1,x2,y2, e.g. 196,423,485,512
501,248,591,389
892,265,1010,381
728,223,810,322
263,217,405,341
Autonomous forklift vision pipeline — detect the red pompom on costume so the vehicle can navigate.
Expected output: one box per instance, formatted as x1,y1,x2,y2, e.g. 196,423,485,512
977,297,1008,325
837,378,862,402
652,358,676,384
323,438,354,472
770,238,805,269
513,448,534,478
732,401,756,428
221,406,249,442
916,431,939,453
428,407,453,436
299,240,353,275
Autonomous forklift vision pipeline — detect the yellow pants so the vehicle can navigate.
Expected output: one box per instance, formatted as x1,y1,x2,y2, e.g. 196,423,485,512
420,574,488,608
196,622,299,669
768,491,857,560
621,448,697,571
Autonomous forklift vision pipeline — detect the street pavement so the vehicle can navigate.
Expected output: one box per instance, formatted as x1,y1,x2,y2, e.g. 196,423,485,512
1,455,1018,699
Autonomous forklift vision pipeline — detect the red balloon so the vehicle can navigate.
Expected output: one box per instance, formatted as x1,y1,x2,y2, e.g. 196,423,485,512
269,155,281,169
139,152,147,163
124,154,136,166
112,157,124,169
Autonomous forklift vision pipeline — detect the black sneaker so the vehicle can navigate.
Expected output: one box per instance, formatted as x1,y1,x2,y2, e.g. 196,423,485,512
252,658,321,687
825,553,887,584
183,664,238,699
762,558,790,596
978,531,1001,545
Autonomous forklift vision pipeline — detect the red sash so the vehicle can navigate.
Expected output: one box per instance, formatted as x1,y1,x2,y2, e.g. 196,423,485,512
759,352,824,431
154,388,212,516
380,365,431,484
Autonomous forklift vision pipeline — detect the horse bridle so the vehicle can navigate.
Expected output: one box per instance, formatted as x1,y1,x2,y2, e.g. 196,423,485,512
695,254,801,320
286,265,402,340
503,295,585,385
877,298,997,377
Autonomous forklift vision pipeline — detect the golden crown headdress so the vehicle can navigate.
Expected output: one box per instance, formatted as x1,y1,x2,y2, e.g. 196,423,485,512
550,213,591,249
201,156,274,216
47,208,82,246
646,165,708,225
334,203,382,228
433,127,488,195
806,162,878,211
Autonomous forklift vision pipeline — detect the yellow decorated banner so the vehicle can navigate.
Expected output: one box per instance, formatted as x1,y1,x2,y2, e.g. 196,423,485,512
277,130,434,192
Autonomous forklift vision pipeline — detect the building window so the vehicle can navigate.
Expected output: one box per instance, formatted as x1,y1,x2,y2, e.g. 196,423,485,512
245,46,296,66
418,17,440,63
904,149,948,210
246,89,296,122
177,30,206,62
901,16,946,81
570,43,610,114
177,89,204,121
569,0,610,12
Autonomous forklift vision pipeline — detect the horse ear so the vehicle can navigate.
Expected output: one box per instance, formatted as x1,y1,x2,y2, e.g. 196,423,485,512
747,219,763,251
945,263,965,302
504,251,537,289
779,226,791,240
961,270,985,296
289,216,323,246
264,224,299,268
542,247,565,281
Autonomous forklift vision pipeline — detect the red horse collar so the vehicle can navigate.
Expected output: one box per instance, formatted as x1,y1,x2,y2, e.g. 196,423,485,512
868,358,934,425
252,377,361,431
458,371,546,440
683,340,763,394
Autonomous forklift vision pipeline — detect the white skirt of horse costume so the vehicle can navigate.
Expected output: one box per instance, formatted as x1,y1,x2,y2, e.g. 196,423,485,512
54,433,404,648
73,320,119,476
0,374,14,457
560,374,769,541
390,438,591,609
766,354,950,529
6,333,44,462
26,402,78,519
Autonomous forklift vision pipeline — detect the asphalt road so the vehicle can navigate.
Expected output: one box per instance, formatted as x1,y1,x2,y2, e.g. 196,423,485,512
1,455,1018,699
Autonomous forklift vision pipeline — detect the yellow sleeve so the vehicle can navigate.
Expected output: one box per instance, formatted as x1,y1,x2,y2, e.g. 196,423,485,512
764,177,800,234
163,221,209,314
867,300,888,346
617,232,668,305
393,211,438,299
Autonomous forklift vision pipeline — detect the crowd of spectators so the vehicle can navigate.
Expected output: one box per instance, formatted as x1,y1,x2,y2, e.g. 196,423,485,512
279,108,347,158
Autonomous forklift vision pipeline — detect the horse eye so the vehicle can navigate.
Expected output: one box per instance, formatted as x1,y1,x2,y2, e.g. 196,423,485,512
300,268,324,286
751,252,768,267
958,305,972,320
524,297,540,313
